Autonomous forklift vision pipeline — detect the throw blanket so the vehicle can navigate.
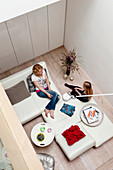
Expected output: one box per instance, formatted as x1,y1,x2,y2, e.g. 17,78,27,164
62,125,86,146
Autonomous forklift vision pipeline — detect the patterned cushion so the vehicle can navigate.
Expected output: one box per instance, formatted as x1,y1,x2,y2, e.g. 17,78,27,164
27,73,36,93
27,68,50,93
37,153,55,170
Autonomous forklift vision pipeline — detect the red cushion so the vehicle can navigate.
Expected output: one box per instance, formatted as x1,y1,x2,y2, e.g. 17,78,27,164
62,125,86,146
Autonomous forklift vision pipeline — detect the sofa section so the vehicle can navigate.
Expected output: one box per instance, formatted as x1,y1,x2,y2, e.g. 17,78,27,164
55,121,95,161
31,81,62,114
81,113,113,147
13,96,40,124
42,97,98,134
1,61,61,124
42,96,113,160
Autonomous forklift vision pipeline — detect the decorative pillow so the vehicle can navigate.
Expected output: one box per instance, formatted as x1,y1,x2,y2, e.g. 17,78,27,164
5,81,31,105
27,73,36,93
37,153,55,170
27,68,50,93
62,125,86,146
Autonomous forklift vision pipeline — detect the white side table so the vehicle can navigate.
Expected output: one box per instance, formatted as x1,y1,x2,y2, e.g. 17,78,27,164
31,122,55,147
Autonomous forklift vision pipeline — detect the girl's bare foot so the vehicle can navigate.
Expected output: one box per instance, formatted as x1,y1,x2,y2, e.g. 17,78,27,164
50,110,54,119
44,108,49,117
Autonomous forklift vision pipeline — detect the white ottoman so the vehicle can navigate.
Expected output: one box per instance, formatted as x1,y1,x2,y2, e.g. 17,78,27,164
42,101,81,135
55,122,95,161
81,113,113,147
13,96,40,124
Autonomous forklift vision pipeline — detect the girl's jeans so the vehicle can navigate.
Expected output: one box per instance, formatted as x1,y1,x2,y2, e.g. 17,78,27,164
37,90,59,110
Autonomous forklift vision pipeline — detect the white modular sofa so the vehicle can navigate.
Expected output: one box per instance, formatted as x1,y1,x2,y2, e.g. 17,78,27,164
1,61,61,124
42,97,113,160
1,61,113,161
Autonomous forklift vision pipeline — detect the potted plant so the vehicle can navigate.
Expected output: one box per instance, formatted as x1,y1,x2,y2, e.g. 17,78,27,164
60,49,79,76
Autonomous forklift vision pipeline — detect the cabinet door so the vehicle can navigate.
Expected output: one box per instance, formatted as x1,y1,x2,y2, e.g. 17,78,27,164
0,23,18,72
28,7,48,57
48,0,66,50
6,14,34,64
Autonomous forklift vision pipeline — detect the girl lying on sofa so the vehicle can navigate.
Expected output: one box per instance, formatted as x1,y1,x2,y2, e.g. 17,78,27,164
32,64,60,119
65,81,93,102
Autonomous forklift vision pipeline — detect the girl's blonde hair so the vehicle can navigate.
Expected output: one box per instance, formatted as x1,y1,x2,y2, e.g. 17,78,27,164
83,81,93,99
32,64,43,76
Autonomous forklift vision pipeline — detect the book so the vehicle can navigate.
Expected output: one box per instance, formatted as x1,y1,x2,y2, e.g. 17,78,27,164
82,106,100,124
60,103,75,117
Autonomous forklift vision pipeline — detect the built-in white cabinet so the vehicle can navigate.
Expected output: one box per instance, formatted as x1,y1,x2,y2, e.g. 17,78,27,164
28,7,48,57
0,23,18,72
48,0,66,50
6,14,34,64
0,0,66,73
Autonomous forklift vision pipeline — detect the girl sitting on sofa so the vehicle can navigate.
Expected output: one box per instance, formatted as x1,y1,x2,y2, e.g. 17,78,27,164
32,64,60,119
65,81,93,102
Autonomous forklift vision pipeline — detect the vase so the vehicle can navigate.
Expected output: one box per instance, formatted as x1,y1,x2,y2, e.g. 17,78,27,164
66,67,70,76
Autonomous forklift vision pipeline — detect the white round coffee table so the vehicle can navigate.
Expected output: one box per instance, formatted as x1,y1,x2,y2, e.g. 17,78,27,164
31,122,55,147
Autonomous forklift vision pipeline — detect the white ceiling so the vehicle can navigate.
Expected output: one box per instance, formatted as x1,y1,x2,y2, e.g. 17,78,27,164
0,0,60,23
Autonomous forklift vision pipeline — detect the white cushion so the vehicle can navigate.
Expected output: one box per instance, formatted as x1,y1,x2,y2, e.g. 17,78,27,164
55,122,95,161
13,96,40,124
42,101,73,134
31,81,62,113
42,98,84,124
81,113,113,147
31,92,49,112
42,98,97,134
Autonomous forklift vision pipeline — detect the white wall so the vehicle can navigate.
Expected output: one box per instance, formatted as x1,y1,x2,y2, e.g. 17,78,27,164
64,0,113,106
